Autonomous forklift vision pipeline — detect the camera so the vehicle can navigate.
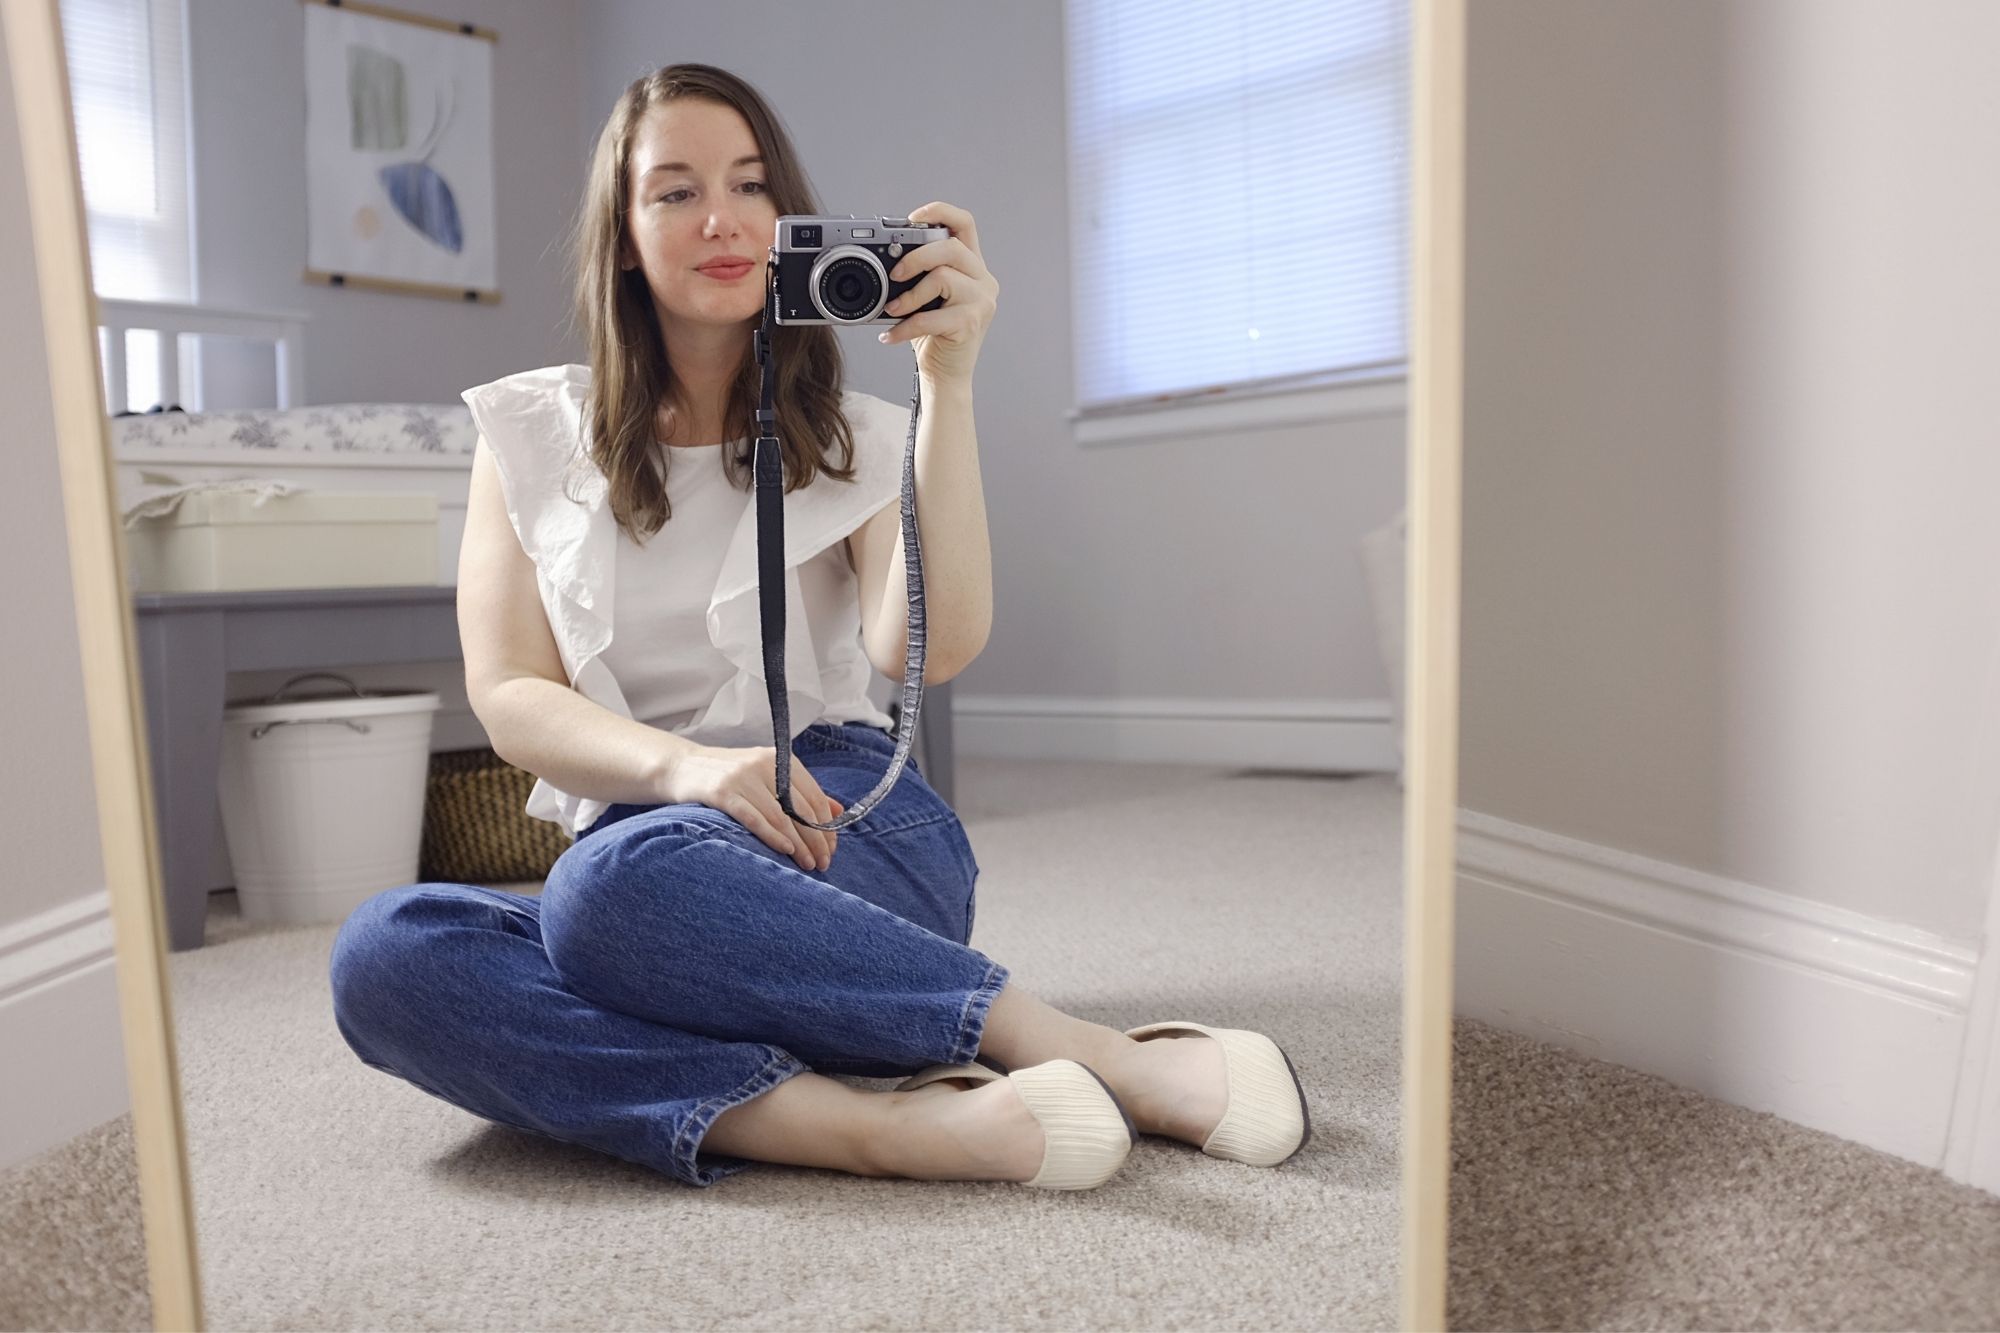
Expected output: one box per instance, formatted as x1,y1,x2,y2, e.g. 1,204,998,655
770,215,952,325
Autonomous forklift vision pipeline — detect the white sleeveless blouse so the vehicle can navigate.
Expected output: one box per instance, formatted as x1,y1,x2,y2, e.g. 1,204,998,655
460,363,904,838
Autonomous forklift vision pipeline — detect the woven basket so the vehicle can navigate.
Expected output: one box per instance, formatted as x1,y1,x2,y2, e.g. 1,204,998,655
419,747,570,884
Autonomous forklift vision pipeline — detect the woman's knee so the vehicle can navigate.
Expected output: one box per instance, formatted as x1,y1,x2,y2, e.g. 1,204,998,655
538,820,715,988
332,885,420,993
330,885,504,1052
329,885,436,1060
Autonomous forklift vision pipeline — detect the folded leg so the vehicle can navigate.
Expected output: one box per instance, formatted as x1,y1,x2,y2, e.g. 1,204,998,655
329,882,807,1187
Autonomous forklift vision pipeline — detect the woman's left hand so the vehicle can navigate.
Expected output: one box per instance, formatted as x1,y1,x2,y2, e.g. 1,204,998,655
878,201,1000,385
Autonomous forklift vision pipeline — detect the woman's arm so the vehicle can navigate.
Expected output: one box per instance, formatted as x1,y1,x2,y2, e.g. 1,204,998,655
848,378,992,682
458,438,695,803
475,675,692,806
861,201,999,676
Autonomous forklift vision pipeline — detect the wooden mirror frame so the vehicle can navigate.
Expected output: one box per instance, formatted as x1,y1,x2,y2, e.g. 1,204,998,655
1404,0,1465,1326
3,0,205,1326
4,0,1463,1325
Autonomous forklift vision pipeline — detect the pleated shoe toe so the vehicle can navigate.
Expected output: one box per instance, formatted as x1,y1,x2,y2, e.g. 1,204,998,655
1007,1058,1137,1190
1124,1020,1312,1167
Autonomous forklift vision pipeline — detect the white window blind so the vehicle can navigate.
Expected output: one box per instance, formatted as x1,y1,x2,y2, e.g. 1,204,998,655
60,0,193,411
1064,0,1409,417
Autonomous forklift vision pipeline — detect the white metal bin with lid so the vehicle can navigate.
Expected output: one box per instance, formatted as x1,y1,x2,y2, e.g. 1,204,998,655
218,673,442,926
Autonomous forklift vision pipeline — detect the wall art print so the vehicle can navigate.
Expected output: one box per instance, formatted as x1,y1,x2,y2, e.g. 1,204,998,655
303,0,497,298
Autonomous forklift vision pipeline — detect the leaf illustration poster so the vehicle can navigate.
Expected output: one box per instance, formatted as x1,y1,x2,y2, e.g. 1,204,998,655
303,2,497,295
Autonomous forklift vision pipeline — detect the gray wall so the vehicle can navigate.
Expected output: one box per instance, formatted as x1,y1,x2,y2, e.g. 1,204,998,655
188,0,585,404
1461,0,2000,942
0,18,109,930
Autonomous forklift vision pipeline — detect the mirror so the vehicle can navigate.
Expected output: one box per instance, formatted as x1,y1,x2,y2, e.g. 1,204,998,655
1440,3,2000,1329
3,0,1462,1327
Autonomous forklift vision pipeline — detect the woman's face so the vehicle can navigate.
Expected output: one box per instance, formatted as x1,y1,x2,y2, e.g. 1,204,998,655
621,99,778,340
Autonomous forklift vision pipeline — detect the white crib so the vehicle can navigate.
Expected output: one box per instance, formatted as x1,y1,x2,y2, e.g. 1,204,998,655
96,296,308,412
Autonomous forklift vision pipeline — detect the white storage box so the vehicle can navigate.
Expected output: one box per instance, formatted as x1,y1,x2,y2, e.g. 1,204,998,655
218,674,442,926
125,489,438,593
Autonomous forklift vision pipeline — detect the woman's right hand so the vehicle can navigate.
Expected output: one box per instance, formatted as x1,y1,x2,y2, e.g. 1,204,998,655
663,743,844,873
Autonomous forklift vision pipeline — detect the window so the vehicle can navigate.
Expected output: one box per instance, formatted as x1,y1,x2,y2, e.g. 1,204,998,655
1064,0,1409,439
60,0,194,411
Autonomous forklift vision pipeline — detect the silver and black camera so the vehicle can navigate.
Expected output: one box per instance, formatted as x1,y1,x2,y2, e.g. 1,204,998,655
770,215,951,325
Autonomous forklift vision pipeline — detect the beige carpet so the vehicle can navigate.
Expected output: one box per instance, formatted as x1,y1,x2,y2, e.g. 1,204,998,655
15,754,1995,1331
1446,1020,2000,1332
2,754,1402,1331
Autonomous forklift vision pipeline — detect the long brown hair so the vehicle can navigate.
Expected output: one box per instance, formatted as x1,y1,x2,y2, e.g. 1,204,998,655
562,64,857,543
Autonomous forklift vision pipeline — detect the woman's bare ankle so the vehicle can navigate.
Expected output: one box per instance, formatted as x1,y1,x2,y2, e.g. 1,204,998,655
977,982,1137,1084
699,1065,1050,1185
1093,1034,1229,1145
866,1081,1046,1183
701,1071,900,1178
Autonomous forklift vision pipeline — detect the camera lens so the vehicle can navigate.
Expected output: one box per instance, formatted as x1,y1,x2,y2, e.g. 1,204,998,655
816,255,883,322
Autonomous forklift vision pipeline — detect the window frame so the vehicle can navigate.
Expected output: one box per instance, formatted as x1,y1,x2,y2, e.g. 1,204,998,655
1062,1,1410,442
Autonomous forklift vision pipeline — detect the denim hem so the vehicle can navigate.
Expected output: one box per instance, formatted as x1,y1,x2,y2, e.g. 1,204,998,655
944,957,1011,1067
672,1047,811,1188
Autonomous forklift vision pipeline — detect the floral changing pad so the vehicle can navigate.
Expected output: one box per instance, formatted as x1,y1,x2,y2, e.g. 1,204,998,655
109,402,476,455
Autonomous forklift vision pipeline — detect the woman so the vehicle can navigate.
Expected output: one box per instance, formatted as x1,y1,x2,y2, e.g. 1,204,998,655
330,64,1308,1191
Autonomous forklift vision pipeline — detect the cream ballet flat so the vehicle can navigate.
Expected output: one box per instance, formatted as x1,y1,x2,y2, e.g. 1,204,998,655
895,1058,1137,1189
1124,1021,1312,1167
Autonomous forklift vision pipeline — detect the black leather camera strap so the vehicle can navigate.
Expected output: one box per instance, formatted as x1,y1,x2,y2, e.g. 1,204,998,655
752,264,927,830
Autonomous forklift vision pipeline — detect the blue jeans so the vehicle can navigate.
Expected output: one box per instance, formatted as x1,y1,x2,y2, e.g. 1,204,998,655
329,720,1009,1188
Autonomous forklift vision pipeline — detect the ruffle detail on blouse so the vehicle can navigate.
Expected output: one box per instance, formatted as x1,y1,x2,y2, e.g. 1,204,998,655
460,363,908,837
461,363,625,836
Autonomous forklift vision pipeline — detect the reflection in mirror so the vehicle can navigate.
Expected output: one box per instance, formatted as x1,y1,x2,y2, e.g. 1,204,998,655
6,1,1423,1327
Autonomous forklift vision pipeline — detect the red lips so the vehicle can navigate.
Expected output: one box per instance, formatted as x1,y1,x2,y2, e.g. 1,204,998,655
697,256,756,274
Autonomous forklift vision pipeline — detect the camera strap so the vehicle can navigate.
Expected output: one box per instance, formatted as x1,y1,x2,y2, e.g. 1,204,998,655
752,267,928,830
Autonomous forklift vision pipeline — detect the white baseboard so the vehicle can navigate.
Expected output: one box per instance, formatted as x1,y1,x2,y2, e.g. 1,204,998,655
947,693,1402,774
171,690,1394,895
1454,808,1991,1190
0,894,128,1171
1943,842,2000,1193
